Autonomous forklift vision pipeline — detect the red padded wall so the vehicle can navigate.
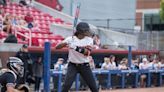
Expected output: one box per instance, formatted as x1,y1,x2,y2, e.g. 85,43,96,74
36,0,63,11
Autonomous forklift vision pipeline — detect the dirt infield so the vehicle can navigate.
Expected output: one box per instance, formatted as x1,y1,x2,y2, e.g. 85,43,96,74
75,87,164,92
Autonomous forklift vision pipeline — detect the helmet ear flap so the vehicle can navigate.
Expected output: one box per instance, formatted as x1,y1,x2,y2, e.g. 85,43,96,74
9,62,18,75
7,57,24,77
7,62,10,69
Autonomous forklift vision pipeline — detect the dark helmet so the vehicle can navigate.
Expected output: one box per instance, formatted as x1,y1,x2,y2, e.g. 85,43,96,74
7,57,24,77
76,22,90,32
75,22,91,36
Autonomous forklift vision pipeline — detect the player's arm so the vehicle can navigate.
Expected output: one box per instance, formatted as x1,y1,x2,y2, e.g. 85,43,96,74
55,37,71,49
74,46,92,56
55,42,68,49
6,86,16,92
81,38,95,55
5,73,17,92
7,87,24,92
7,84,30,92
15,84,30,92
75,38,94,56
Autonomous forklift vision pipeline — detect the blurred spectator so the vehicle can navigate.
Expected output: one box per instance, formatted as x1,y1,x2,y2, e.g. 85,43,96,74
148,58,161,69
109,55,117,70
93,34,101,49
31,21,40,31
15,44,33,85
0,14,3,31
139,58,149,87
0,9,4,16
19,0,27,6
101,44,110,49
33,56,43,92
53,58,64,91
131,57,139,69
26,0,33,7
24,12,34,29
0,0,6,6
3,14,12,34
101,57,110,70
54,58,64,70
4,34,17,43
161,59,164,69
149,58,161,86
19,0,33,7
139,58,149,69
11,15,19,26
19,16,28,28
89,56,95,70
119,58,136,87
99,57,110,89
118,58,128,70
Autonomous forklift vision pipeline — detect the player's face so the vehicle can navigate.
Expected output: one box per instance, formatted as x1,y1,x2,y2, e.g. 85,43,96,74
16,63,24,77
23,48,28,52
16,63,22,71
82,31,91,37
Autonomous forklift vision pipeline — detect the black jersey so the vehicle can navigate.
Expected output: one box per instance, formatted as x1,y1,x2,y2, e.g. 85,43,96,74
15,51,31,70
0,70,16,92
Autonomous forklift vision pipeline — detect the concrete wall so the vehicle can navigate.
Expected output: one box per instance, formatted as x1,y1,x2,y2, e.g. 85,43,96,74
98,28,137,48
50,24,137,48
0,43,22,68
50,24,73,38
50,23,98,38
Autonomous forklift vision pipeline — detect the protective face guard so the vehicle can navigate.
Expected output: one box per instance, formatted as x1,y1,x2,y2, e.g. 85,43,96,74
11,62,24,77
16,63,24,77
8,57,24,77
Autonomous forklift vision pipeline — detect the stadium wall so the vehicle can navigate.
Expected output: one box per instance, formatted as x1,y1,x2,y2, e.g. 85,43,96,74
98,28,138,49
33,1,74,23
31,0,138,47
0,43,22,68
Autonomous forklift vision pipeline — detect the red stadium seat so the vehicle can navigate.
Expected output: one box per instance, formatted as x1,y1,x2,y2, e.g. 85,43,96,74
32,33,36,37
1,2,66,46
38,39,44,47
45,39,50,42
0,31,8,38
17,38,28,45
0,5,3,8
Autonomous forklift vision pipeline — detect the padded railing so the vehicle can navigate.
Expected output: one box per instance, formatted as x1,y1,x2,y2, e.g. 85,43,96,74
14,27,32,46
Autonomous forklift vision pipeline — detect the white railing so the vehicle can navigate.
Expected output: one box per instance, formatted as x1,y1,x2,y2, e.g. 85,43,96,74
14,27,32,46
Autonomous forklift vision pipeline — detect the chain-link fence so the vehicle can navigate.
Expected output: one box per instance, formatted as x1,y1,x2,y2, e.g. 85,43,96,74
118,31,163,51
97,27,164,51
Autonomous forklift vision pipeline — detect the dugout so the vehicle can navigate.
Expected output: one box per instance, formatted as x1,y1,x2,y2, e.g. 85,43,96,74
28,47,159,68
28,47,159,89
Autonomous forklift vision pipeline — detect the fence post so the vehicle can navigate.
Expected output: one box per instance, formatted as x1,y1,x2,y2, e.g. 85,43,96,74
44,42,51,92
107,19,110,29
58,65,62,92
128,46,132,68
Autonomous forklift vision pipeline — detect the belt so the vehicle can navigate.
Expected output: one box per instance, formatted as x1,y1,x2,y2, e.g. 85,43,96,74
69,62,89,66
